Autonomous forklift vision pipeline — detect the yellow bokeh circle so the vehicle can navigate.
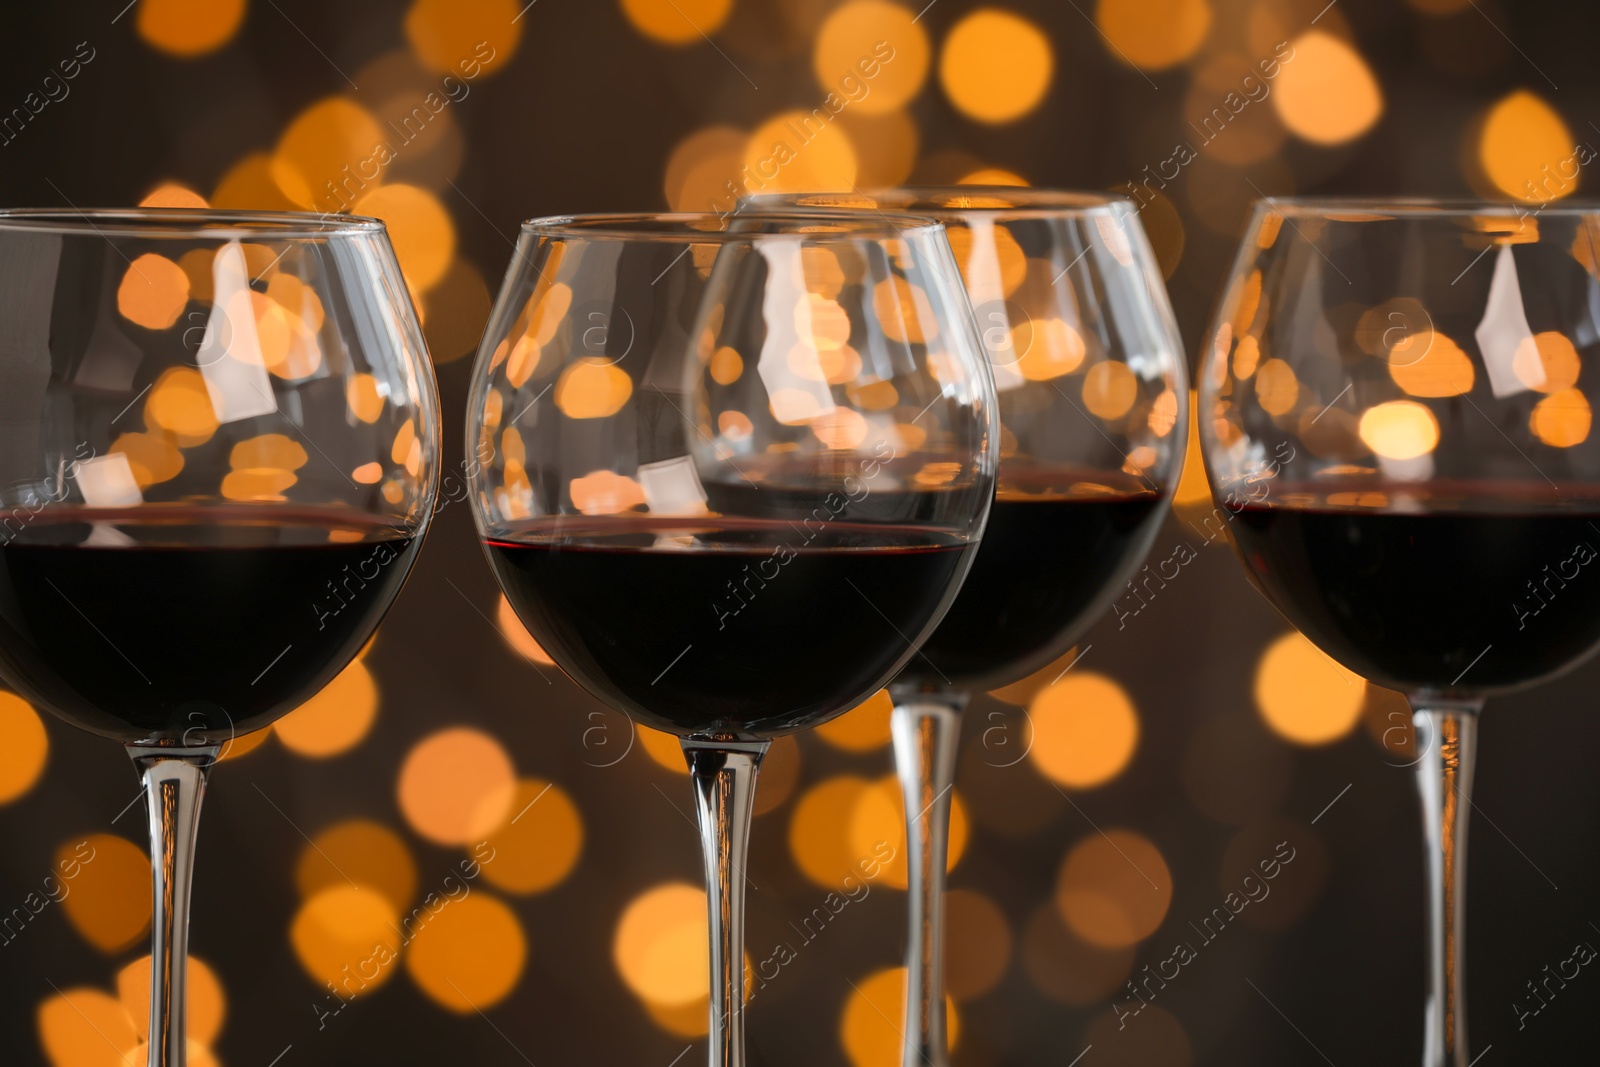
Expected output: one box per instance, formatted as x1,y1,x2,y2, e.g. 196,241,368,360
405,891,528,1012
1027,672,1140,788
479,778,585,895
274,658,379,758
1094,0,1212,71
813,1,930,116
291,885,403,997
0,691,48,803
397,727,517,845
137,0,247,57
1055,829,1173,948
620,0,735,45
615,882,708,1006
1272,31,1384,146
1254,631,1365,745
939,9,1054,124
841,967,959,1067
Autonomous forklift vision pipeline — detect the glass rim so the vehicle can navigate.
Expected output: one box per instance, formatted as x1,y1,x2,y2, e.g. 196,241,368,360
521,210,947,241
0,207,387,238
746,186,1131,219
1253,196,1600,218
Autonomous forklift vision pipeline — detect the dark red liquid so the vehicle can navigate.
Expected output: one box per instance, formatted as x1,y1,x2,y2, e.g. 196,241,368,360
0,506,419,743
902,487,1166,687
1232,489,1600,694
486,517,977,738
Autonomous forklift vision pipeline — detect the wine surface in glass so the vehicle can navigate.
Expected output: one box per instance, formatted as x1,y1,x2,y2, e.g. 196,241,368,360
900,473,1166,687
0,506,418,743
1232,486,1600,693
486,515,976,738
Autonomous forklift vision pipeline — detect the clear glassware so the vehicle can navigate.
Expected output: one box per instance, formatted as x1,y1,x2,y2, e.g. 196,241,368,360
1200,198,1600,1066
749,188,1187,1067
0,208,439,1067
465,212,998,1067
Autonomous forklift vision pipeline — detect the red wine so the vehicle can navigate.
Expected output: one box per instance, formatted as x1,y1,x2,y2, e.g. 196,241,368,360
901,479,1167,687
0,506,418,743
486,516,977,738
1232,487,1600,693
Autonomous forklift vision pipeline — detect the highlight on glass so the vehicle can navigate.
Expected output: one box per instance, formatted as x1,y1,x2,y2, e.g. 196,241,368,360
466,211,997,1067
1200,198,1600,1067
0,208,440,1067
749,186,1187,1067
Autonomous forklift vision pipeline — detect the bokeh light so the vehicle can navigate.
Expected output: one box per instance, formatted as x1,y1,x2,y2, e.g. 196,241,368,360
1055,829,1173,948
813,1,929,116
139,182,209,209
116,954,225,1046
1478,90,1575,202
1094,0,1212,71
849,774,969,889
478,778,584,895
405,0,522,73
1532,388,1592,447
274,659,379,757
354,183,456,292
789,775,873,887
406,892,527,1012
745,110,859,190
1272,30,1384,145
397,727,517,845
296,819,417,913
136,0,247,57
944,889,1011,1000
555,358,635,419
59,835,151,954
1027,672,1140,789
815,688,893,750
939,9,1053,124
496,594,556,665
614,882,707,1006
37,988,138,1067
291,885,403,997
0,691,47,803
621,0,735,45
271,97,384,209
1021,902,1135,1004
1254,631,1365,745
1358,399,1439,460
117,253,190,331
840,967,958,1067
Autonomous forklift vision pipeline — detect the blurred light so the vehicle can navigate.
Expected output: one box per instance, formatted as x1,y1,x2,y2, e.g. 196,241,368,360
1389,330,1475,397
1255,631,1365,745
116,954,225,1046
37,988,139,1067
1081,361,1138,420
1272,30,1384,145
754,734,802,816
664,126,748,212
60,835,151,954
291,886,403,997
789,775,873,887
496,595,556,665
1514,331,1581,393
569,469,648,515
397,727,517,846
421,259,492,364
815,688,893,750
274,659,379,758
1532,388,1592,447
621,0,735,45
745,110,859,190
406,0,522,73
1021,903,1135,1005
1254,358,1299,416
406,892,527,1012
945,890,1011,1001
478,778,584,895
959,167,1027,185
947,223,1027,296
1084,1003,1193,1067
346,373,386,423
841,967,958,1067
637,724,687,773
139,183,209,209
849,774,969,890
1478,91,1575,203
136,0,247,57
272,98,384,209
1055,829,1173,948
1171,393,1213,522
813,1,930,115
710,346,744,385
812,407,870,449
1094,0,1211,71
872,277,936,344
212,152,301,211
840,110,920,187
217,726,271,762
614,883,707,1005
230,433,309,472
220,468,296,502
1358,399,1439,460
117,253,190,331
0,691,48,803
939,9,1053,124
354,183,456,292
1014,318,1087,381
1027,672,1139,788
555,358,634,419
1149,388,1180,437
296,820,417,914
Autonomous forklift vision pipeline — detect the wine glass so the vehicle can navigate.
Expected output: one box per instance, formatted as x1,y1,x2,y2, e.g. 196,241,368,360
466,212,997,1067
749,187,1187,1067
1200,198,1600,1066
0,208,439,1066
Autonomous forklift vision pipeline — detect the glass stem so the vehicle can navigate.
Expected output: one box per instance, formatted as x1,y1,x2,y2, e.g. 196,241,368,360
889,689,966,1067
1410,702,1480,1067
127,744,219,1067
683,738,768,1067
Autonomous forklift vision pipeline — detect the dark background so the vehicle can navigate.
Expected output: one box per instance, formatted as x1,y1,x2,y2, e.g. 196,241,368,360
1,1,1598,1065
